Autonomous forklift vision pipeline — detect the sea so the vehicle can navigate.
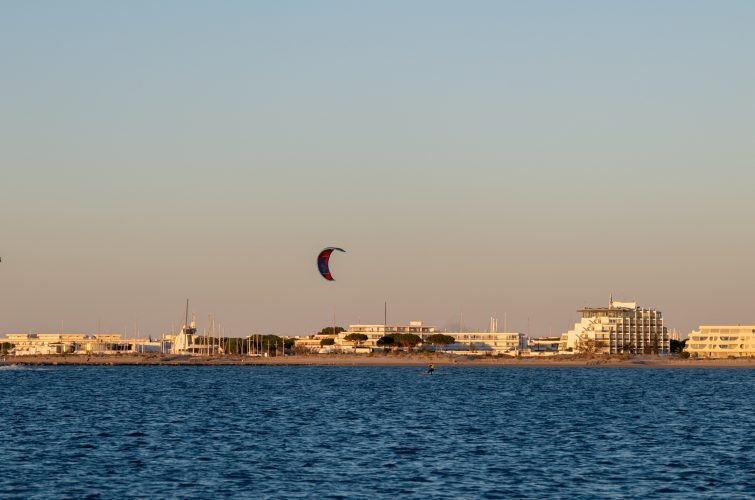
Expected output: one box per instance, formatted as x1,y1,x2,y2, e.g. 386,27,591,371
0,365,753,499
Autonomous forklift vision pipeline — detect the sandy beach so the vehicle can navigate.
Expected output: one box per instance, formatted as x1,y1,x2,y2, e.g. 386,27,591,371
3,353,754,368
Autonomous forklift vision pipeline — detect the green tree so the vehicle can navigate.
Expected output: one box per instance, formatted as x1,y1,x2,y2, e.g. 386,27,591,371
320,326,345,335
1,342,14,355
376,336,394,347
320,338,335,347
426,334,455,349
344,333,368,347
390,333,422,349
670,339,687,354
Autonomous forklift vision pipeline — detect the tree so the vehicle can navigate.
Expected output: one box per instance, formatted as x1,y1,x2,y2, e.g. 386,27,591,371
344,333,368,347
576,337,606,356
320,326,345,335
320,338,335,347
670,339,687,354
376,336,394,347
1,342,13,355
426,334,455,348
389,333,422,349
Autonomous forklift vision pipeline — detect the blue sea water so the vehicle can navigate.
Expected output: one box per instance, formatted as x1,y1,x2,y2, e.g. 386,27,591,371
0,366,753,499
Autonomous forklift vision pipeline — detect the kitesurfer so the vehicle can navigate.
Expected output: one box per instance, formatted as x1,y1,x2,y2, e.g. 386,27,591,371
427,363,435,375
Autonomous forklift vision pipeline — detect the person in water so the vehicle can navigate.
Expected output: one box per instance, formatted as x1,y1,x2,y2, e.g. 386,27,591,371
427,363,435,375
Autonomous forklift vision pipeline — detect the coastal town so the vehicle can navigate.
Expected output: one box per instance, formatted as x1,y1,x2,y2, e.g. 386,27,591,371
3,298,753,360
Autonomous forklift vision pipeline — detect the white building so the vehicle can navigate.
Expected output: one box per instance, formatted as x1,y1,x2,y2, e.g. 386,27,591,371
3,333,130,355
336,321,437,349
560,299,669,355
528,336,562,354
686,325,755,358
334,320,526,355
443,331,527,355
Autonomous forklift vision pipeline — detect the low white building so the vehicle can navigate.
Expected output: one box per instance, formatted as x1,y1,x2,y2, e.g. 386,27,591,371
686,325,755,358
336,321,436,349
528,336,562,354
560,299,670,355
443,331,527,355
3,333,130,355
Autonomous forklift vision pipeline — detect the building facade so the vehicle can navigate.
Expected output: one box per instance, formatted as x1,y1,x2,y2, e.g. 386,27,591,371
3,333,131,355
560,299,670,354
528,336,562,354
336,321,437,349
443,331,527,354
685,325,755,358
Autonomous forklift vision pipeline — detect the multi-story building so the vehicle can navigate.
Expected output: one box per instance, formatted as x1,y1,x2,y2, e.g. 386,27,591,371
685,325,755,358
334,320,526,354
560,299,670,354
443,331,527,354
336,321,437,349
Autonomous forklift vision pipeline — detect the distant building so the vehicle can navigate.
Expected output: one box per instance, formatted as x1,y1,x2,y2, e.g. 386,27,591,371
686,325,755,358
3,333,131,355
560,299,670,355
443,331,527,354
336,321,437,349
294,333,339,352
334,320,526,355
528,336,561,354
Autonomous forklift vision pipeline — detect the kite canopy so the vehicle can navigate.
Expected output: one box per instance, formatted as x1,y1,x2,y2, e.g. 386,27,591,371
317,247,345,281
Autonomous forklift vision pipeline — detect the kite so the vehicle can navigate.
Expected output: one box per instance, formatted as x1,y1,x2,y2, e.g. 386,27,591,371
317,247,345,281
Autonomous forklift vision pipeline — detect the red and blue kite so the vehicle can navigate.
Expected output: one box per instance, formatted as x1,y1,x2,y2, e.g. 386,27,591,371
317,247,345,281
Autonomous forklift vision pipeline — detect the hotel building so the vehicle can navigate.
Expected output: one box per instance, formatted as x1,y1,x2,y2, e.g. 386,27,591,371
329,320,527,355
560,299,670,354
685,325,755,358
335,321,437,349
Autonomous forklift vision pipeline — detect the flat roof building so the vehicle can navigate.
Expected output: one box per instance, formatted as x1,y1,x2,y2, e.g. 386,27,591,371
443,331,527,355
560,299,670,355
337,321,436,349
686,325,755,358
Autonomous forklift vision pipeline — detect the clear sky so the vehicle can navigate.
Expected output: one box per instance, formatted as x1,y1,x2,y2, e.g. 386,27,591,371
2,1,754,338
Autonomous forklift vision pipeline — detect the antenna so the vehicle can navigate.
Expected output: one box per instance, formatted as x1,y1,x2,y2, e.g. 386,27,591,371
184,299,189,329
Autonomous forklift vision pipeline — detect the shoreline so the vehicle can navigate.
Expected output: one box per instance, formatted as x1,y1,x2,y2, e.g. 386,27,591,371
2,354,754,368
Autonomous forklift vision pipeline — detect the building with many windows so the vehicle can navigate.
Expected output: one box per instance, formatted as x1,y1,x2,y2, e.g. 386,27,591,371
336,321,437,349
3,333,131,355
685,325,755,358
560,299,670,354
442,331,527,354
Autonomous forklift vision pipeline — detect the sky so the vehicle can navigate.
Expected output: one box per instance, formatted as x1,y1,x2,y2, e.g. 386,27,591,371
2,1,755,338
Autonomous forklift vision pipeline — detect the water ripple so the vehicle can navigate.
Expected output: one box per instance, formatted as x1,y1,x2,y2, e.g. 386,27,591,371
0,366,753,498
